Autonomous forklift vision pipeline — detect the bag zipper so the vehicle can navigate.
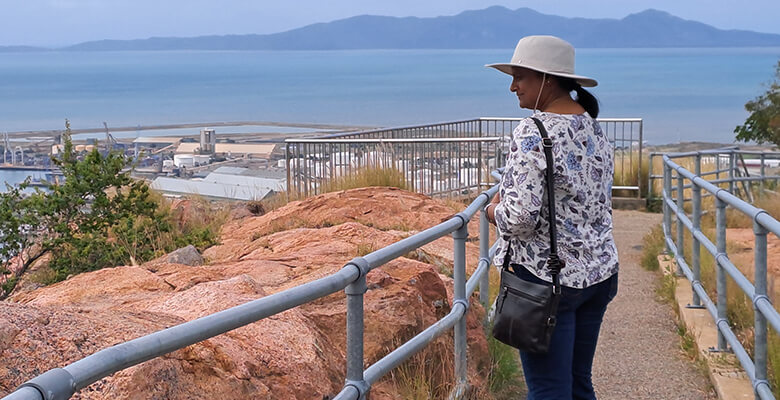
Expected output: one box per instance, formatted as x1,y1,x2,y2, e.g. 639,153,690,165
502,284,545,304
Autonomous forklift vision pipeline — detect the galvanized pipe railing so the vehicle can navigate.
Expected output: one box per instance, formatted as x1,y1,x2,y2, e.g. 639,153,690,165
285,137,502,198
288,117,643,199
649,149,780,205
2,176,501,400
662,154,780,399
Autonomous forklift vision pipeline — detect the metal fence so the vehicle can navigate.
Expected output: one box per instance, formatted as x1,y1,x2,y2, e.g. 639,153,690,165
1,175,502,400
288,117,643,199
650,148,780,205
285,137,501,198
661,151,780,399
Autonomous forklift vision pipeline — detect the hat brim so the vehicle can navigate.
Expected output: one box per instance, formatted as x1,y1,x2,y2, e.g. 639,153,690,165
485,63,598,88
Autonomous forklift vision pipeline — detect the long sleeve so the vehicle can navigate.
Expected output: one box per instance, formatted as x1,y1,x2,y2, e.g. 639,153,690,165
494,119,547,241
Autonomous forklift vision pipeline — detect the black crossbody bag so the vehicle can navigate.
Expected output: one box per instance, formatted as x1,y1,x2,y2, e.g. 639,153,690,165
491,117,565,354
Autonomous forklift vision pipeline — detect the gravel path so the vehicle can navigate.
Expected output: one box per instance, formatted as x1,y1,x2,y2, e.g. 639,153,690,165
592,210,717,400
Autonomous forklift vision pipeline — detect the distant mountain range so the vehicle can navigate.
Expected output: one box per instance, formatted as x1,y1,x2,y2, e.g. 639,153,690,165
6,7,780,51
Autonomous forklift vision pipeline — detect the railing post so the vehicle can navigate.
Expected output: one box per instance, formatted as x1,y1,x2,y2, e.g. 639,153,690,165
477,140,484,191
729,151,735,194
716,152,722,187
479,206,490,312
637,120,643,199
453,221,469,391
676,171,685,276
715,198,729,351
285,143,291,196
760,153,766,197
691,155,702,307
754,219,769,399
345,269,368,399
663,163,672,255
647,153,655,204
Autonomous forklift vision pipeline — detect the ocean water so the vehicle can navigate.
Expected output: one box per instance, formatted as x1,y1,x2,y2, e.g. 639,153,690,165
1,47,779,187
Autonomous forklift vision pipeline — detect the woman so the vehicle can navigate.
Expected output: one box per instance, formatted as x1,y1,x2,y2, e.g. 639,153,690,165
484,35,619,400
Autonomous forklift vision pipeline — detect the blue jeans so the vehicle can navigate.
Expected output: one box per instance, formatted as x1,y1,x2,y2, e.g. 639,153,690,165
513,267,618,400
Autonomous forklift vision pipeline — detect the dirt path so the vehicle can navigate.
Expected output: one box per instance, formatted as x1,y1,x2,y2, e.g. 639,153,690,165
592,210,717,400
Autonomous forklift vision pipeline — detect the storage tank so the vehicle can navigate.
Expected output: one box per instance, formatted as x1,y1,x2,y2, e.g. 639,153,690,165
174,154,195,168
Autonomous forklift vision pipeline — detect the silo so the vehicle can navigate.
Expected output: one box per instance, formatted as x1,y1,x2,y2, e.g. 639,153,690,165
200,128,216,154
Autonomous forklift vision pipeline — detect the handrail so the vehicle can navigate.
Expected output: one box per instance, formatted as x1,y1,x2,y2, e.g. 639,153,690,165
648,148,780,203
2,176,501,400
661,154,780,399
285,137,502,144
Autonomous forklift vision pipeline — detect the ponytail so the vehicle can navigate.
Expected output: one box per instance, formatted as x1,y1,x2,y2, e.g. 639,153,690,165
556,77,600,118
574,86,599,118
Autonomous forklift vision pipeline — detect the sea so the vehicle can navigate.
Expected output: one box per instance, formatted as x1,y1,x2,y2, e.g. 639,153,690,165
1,47,779,188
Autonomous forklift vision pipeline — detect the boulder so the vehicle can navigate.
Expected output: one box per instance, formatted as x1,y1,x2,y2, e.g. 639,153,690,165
166,245,204,266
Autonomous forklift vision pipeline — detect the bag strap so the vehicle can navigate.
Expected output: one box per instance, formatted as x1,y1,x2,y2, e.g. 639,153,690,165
530,117,563,294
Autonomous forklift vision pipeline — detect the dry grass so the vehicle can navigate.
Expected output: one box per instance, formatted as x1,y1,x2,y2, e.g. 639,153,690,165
384,335,457,400
725,191,780,229
613,150,650,197
664,197,780,397
321,165,408,193
260,166,408,213
355,242,376,257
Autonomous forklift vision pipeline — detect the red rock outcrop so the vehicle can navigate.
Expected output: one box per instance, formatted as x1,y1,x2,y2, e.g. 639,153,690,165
0,187,491,399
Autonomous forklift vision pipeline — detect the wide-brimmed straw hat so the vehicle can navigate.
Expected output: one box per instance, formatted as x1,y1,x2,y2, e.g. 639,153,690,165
486,35,597,87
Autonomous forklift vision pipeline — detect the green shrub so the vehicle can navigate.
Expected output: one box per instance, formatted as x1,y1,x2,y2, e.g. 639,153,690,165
641,224,665,271
486,333,525,399
0,121,225,291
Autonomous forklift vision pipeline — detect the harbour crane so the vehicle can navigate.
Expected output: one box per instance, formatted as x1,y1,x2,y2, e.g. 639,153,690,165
103,122,118,153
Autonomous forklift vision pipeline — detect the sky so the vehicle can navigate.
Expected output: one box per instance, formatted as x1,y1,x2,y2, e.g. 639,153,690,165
2,0,780,47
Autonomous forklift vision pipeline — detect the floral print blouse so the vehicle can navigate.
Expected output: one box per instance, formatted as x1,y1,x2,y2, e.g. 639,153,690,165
493,112,619,289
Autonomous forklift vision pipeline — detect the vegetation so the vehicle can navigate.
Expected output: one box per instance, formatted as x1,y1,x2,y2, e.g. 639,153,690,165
0,121,225,297
643,190,780,396
486,333,526,399
612,150,651,198
640,224,665,272
261,165,408,212
735,60,780,147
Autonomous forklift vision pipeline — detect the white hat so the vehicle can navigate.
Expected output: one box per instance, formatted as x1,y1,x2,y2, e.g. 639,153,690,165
486,35,598,87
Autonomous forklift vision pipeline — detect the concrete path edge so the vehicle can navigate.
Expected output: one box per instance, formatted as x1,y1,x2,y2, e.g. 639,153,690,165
659,254,755,400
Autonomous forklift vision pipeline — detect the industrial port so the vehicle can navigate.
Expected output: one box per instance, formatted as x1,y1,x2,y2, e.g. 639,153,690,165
1,121,371,200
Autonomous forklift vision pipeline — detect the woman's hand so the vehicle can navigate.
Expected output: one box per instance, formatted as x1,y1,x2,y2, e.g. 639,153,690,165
486,192,500,225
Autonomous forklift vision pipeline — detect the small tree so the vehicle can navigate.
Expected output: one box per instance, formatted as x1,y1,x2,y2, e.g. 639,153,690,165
0,181,42,295
735,60,780,147
0,121,223,297
36,121,161,281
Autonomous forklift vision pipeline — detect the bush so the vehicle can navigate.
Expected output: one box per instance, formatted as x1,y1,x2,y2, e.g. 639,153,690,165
0,121,224,293
640,224,665,271
735,60,780,147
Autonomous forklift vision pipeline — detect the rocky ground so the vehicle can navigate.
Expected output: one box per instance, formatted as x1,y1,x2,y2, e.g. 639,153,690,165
0,187,489,399
0,189,749,399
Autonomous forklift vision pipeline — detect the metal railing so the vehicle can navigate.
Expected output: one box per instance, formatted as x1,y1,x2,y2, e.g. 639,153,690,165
649,148,780,205
661,151,780,399
1,174,502,400
289,117,643,199
285,137,501,198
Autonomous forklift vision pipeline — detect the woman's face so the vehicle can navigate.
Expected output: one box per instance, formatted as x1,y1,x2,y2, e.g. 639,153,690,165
509,67,545,109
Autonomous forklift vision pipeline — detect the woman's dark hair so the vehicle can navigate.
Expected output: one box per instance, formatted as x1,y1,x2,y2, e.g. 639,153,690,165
556,77,599,118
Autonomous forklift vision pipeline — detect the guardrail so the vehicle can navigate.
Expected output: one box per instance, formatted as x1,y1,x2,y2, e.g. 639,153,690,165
288,117,643,199
1,174,502,400
661,153,780,399
649,149,780,206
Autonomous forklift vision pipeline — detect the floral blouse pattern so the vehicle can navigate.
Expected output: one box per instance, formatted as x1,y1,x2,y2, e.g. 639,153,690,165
493,112,619,289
